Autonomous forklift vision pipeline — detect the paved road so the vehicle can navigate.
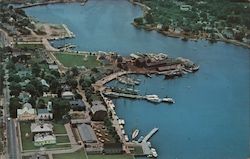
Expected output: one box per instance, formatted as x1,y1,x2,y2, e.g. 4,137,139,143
7,119,19,159
3,63,21,159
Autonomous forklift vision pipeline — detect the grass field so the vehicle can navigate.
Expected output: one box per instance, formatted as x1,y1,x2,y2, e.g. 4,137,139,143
55,53,100,68
20,122,37,150
53,151,134,159
53,150,87,159
56,136,70,143
53,123,67,134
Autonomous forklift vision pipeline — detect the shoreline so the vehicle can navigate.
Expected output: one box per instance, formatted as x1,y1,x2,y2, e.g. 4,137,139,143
14,0,83,9
129,1,250,50
9,0,249,50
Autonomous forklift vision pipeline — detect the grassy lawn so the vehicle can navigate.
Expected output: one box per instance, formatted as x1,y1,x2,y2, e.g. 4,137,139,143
53,123,67,134
88,155,134,159
22,155,49,159
55,53,100,68
53,150,87,159
56,136,70,143
20,122,37,150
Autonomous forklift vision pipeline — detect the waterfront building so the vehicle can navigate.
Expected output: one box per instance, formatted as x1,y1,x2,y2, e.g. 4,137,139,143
90,100,107,121
77,123,98,143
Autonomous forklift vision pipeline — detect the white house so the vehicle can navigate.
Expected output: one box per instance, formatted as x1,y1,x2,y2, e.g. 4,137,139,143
17,103,36,121
31,123,53,134
61,91,74,100
34,133,56,146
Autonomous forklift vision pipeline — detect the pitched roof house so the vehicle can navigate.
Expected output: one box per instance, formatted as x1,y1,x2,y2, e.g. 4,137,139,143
17,103,36,121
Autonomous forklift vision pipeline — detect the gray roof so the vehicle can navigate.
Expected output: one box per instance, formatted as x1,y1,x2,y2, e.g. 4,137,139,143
77,124,97,143
37,109,49,114
91,104,107,114
70,99,85,108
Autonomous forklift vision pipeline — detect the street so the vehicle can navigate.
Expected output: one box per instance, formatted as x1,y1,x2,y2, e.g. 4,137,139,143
3,62,21,159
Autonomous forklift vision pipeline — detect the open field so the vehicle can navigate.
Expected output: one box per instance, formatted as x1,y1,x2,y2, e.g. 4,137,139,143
53,150,87,159
56,135,70,143
54,53,101,68
53,123,67,134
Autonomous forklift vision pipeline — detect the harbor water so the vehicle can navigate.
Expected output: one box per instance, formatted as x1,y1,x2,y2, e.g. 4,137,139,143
25,1,250,159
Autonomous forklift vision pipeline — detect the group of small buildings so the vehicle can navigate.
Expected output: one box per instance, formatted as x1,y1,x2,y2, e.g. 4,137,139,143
17,101,53,121
125,53,199,78
17,101,55,146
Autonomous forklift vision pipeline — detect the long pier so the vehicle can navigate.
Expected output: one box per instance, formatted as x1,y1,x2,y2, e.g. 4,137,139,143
104,92,144,99
143,128,159,142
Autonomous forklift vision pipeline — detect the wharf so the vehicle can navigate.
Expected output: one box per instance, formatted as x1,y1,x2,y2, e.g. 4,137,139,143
134,128,159,157
143,128,159,142
103,92,144,99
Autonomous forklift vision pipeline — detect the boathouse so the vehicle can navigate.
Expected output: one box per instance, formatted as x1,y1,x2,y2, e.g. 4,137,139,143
90,101,107,121
77,123,98,143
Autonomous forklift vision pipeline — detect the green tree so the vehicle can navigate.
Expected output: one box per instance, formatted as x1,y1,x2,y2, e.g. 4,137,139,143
8,74,21,83
52,98,70,121
50,79,60,94
9,97,22,118
9,82,22,97
71,66,79,76
31,63,41,77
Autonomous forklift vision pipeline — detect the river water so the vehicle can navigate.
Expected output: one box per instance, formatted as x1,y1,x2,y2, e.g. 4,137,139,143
25,1,250,159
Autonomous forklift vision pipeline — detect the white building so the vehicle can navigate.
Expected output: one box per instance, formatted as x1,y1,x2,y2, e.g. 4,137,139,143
61,91,74,100
17,103,36,121
34,133,56,146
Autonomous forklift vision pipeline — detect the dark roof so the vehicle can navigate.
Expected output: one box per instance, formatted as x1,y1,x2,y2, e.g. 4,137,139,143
91,101,107,114
69,99,85,108
77,124,98,143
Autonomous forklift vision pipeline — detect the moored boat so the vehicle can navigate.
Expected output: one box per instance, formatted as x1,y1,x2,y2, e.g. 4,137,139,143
132,129,139,140
138,136,144,143
151,148,158,158
146,95,162,103
162,97,175,104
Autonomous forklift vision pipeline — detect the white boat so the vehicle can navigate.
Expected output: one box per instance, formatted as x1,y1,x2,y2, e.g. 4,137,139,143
132,129,139,140
192,65,200,72
151,148,158,158
147,141,152,147
118,119,125,125
138,136,144,143
162,97,175,104
146,95,162,103
124,135,129,142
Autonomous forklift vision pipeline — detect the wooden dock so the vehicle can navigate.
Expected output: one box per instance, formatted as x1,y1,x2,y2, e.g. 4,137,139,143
143,128,159,142
103,92,145,99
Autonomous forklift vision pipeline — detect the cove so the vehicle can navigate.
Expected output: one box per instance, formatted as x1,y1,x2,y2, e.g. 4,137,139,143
25,1,250,159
